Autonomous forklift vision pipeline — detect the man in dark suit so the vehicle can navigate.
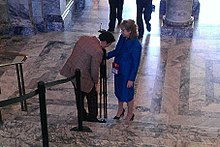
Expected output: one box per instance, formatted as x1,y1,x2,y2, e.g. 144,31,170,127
60,31,115,122
136,0,152,39
108,0,124,32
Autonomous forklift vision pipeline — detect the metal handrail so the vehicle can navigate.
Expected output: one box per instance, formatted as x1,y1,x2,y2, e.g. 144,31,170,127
0,51,28,111
0,51,27,67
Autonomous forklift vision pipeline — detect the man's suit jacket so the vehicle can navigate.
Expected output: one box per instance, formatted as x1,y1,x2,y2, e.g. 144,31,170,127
60,36,103,93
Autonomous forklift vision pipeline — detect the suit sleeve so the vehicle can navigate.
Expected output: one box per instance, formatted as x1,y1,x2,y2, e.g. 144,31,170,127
106,35,124,59
91,51,103,84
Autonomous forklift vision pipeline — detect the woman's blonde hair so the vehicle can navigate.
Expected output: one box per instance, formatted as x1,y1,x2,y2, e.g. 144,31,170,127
120,19,137,40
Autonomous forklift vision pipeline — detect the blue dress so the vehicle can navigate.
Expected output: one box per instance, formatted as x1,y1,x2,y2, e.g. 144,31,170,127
107,35,142,102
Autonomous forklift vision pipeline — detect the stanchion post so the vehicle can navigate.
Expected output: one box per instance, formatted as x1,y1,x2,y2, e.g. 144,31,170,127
16,64,24,111
38,81,49,147
70,69,92,132
99,63,103,118
16,63,27,111
0,87,2,125
102,48,108,118
19,63,27,111
75,69,83,131
0,110,3,125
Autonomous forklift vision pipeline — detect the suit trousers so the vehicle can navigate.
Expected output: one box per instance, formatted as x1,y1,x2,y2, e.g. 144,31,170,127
74,84,98,119
108,0,124,31
136,0,152,37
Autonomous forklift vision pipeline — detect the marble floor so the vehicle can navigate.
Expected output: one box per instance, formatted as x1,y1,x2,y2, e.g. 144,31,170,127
1,0,220,146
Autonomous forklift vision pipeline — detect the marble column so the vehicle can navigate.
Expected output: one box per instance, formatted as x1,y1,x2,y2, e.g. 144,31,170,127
164,0,193,26
7,0,35,35
60,0,67,15
32,0,46,32
160,0,200,20
161,0,194,38
43,0,64,31
0,0,10,34
192,0,200,20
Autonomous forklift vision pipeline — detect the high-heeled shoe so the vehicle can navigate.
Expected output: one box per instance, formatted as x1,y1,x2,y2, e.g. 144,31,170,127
113,108,125,120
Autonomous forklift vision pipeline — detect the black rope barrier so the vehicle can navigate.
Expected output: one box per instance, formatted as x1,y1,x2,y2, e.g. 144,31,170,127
0,75,76,108
44,75,75,88
0,69,94,146
0,53,93,146
0,90,38,108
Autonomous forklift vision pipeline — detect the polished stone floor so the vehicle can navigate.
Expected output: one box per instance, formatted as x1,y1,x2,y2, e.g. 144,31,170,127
1,0,220,146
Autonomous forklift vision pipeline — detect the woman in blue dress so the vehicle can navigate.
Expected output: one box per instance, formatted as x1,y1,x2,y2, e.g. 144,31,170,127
107,19,142,121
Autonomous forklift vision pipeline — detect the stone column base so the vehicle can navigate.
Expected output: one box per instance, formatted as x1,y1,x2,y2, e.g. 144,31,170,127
46,15,64,32
10,19,36,36
161,23,194,38
164,17,194,27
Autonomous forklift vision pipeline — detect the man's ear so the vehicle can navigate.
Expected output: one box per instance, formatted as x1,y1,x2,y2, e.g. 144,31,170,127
107,42,112,47
103,41,109,47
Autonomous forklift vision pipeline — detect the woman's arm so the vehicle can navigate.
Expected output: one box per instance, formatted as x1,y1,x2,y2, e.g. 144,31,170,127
128,40,142,81
106,35,124,59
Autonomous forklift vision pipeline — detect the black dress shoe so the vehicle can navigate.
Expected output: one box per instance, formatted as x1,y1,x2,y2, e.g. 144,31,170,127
86,117,106,123
117,20,122,26
147,23,151,32
97,118,107,123
113,108,125,120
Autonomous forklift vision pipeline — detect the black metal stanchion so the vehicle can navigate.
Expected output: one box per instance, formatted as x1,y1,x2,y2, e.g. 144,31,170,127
16,63,27,111
16,64,24,111
38,81,49,147
102,49,108,118
19,63,27,111
99,48,108,119
99,66,103,118
70,69,92,132
0,110,3,125
0,87,2,125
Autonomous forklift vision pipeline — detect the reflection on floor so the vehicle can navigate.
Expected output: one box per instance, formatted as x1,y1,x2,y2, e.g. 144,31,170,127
1,0,220,146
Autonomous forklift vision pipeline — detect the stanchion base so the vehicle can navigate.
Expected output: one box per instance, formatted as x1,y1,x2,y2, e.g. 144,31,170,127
70,126,92,132
98,118,106,123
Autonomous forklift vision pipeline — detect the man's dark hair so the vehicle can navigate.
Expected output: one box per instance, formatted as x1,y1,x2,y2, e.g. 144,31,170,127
98,31,115,44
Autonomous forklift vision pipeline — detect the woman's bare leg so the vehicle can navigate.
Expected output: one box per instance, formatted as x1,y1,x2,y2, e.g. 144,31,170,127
115,101,124,117
124,99,134,121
